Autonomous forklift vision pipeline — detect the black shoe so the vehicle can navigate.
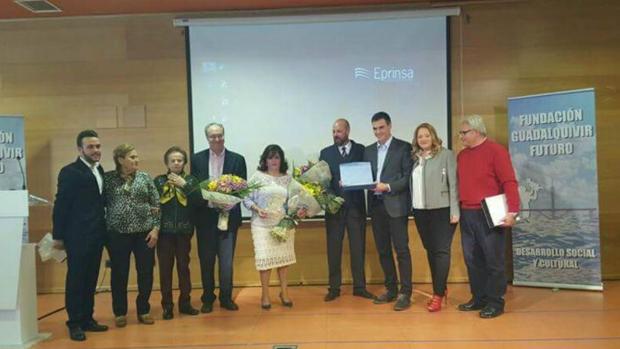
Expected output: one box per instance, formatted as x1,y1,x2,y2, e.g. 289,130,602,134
353,289,376,300
81,320,108,332
179,304,199,315
162,308,174,320
69,327,86,341
324,291,340,302
458,298,487,312
373,292,397,304
279,292,293,307
220,301,239,311
479,305,504,318
261,303,272,310
393,294,411,311
200,303,213,314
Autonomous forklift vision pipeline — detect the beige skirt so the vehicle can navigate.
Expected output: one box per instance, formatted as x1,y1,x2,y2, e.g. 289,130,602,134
250,224,296,271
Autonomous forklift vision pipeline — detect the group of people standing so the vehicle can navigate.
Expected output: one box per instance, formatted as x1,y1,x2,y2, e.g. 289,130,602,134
51,112,519,342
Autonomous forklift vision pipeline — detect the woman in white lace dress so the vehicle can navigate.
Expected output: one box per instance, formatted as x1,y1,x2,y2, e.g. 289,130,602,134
243,145,306,309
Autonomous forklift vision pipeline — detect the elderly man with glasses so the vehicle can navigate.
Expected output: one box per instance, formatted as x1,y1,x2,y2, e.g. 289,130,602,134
456,115,520,319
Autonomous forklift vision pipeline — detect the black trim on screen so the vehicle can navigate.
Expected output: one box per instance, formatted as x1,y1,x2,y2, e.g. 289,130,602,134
184,27,195,154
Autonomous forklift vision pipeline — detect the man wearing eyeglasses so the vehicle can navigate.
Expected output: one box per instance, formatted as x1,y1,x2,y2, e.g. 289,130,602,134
191,123,247,313
456,115,520,319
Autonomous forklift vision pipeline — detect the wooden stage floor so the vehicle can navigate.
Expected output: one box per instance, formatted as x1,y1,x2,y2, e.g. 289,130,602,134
33,281,620,349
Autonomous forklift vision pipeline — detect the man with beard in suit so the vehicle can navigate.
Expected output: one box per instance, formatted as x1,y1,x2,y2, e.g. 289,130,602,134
364,112,414,311
53,130,108,341
319,118,375,302
191,123,247,313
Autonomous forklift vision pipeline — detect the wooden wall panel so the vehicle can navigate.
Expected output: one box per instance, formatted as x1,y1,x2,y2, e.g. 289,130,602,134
1,0,618,293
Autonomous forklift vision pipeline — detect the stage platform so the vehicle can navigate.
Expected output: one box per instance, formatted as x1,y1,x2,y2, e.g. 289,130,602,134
32,282,620,349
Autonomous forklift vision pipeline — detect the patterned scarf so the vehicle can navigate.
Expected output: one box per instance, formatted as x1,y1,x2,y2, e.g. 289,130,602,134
160,173,188,206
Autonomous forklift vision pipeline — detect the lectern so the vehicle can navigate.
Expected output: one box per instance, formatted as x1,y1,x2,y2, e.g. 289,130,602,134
0,190,44,348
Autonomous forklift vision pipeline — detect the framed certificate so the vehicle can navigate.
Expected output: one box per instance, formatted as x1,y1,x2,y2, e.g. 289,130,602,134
340,162,375,191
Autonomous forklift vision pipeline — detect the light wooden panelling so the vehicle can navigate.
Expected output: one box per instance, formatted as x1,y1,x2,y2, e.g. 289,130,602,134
1,0,618,293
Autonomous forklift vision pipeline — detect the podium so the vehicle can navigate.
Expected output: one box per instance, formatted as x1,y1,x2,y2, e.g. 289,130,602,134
0,191,45,348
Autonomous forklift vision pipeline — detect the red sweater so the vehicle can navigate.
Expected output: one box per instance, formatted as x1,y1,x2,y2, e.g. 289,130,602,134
457,139,520,212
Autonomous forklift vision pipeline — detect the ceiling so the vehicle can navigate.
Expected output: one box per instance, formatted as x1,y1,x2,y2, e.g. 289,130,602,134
1,0,497,20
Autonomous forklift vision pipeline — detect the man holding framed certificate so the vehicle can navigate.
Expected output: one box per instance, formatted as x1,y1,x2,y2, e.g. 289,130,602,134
319,118,375,302
364,112,414,311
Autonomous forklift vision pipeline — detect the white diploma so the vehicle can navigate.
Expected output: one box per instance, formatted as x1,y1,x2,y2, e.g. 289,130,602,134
340,162,375,191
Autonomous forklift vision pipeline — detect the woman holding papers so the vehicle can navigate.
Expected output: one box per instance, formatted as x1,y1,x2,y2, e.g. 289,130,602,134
410,123,459,312
104,144,160,327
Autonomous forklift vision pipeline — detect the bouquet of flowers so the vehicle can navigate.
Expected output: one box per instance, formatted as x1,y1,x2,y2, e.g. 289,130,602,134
200,174,261,230
269,160,344,243
269,181,322,242
293,160,345,215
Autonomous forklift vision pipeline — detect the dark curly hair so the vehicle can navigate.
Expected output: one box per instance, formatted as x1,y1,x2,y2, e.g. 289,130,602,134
163,146,188,165
257,144,288,174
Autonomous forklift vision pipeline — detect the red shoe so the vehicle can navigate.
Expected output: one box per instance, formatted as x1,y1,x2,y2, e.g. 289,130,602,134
427,288,448,306
427,295,444,312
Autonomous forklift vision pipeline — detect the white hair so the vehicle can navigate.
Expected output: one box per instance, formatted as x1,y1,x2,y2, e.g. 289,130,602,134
462,115,487,136
204,122,224,137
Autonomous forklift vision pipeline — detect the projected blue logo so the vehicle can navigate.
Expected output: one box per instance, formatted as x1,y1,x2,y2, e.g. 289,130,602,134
354,67,372,79
354,66,414,82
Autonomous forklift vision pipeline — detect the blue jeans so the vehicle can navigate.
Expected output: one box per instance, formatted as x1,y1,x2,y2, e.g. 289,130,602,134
460,209,507,309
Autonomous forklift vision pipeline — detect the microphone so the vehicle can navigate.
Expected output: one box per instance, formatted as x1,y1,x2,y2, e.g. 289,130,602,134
16,155,26,190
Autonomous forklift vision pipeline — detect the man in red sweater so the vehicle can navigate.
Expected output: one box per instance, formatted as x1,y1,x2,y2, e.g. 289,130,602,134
457,115,520,319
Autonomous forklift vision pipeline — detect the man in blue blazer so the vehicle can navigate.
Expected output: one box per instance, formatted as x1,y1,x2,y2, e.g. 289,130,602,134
191,123,247,313
364,112,414,311
319,119,375,302
52,130,108,341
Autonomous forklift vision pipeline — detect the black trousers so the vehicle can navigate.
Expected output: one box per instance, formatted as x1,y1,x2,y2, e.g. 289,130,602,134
157,233,193,310
325,207,367,293
413,207,456,296
370,200,412,297
65,239,104,329
196,226,238,304
107,232,155,316
460,209,507,309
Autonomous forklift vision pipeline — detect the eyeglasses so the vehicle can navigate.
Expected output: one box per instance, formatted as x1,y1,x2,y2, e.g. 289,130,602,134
207,134,224,140
458,129,473,136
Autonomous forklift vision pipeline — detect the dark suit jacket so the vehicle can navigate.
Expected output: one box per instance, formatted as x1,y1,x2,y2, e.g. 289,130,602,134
364,137,414,218
319,140,366,216
190,148,247,232
52,158,106,248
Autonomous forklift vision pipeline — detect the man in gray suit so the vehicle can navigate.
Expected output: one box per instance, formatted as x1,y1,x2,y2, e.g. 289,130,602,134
364,111,414,311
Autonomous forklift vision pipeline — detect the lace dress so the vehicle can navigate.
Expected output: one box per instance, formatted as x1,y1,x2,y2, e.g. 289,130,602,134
243,171,301,271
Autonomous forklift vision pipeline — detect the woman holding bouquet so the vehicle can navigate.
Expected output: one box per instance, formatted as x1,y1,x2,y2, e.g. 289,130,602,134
104,144,160,327
243,144,306,309
153,146,201,319
410,123,459,312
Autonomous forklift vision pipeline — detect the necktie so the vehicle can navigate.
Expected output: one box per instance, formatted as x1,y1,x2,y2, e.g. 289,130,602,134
341,146,347,157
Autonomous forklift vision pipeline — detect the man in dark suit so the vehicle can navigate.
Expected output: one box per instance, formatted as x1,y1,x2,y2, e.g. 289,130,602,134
191,123,247,313
52,130,108,341
364,112,414,311
319,118,375,302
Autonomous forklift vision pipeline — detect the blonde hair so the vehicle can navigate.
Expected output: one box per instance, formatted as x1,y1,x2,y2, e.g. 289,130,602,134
411,122,443,159
112,143,136,171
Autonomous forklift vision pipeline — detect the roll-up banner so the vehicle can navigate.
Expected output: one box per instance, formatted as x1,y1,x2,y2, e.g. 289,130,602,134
508,88,602,290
